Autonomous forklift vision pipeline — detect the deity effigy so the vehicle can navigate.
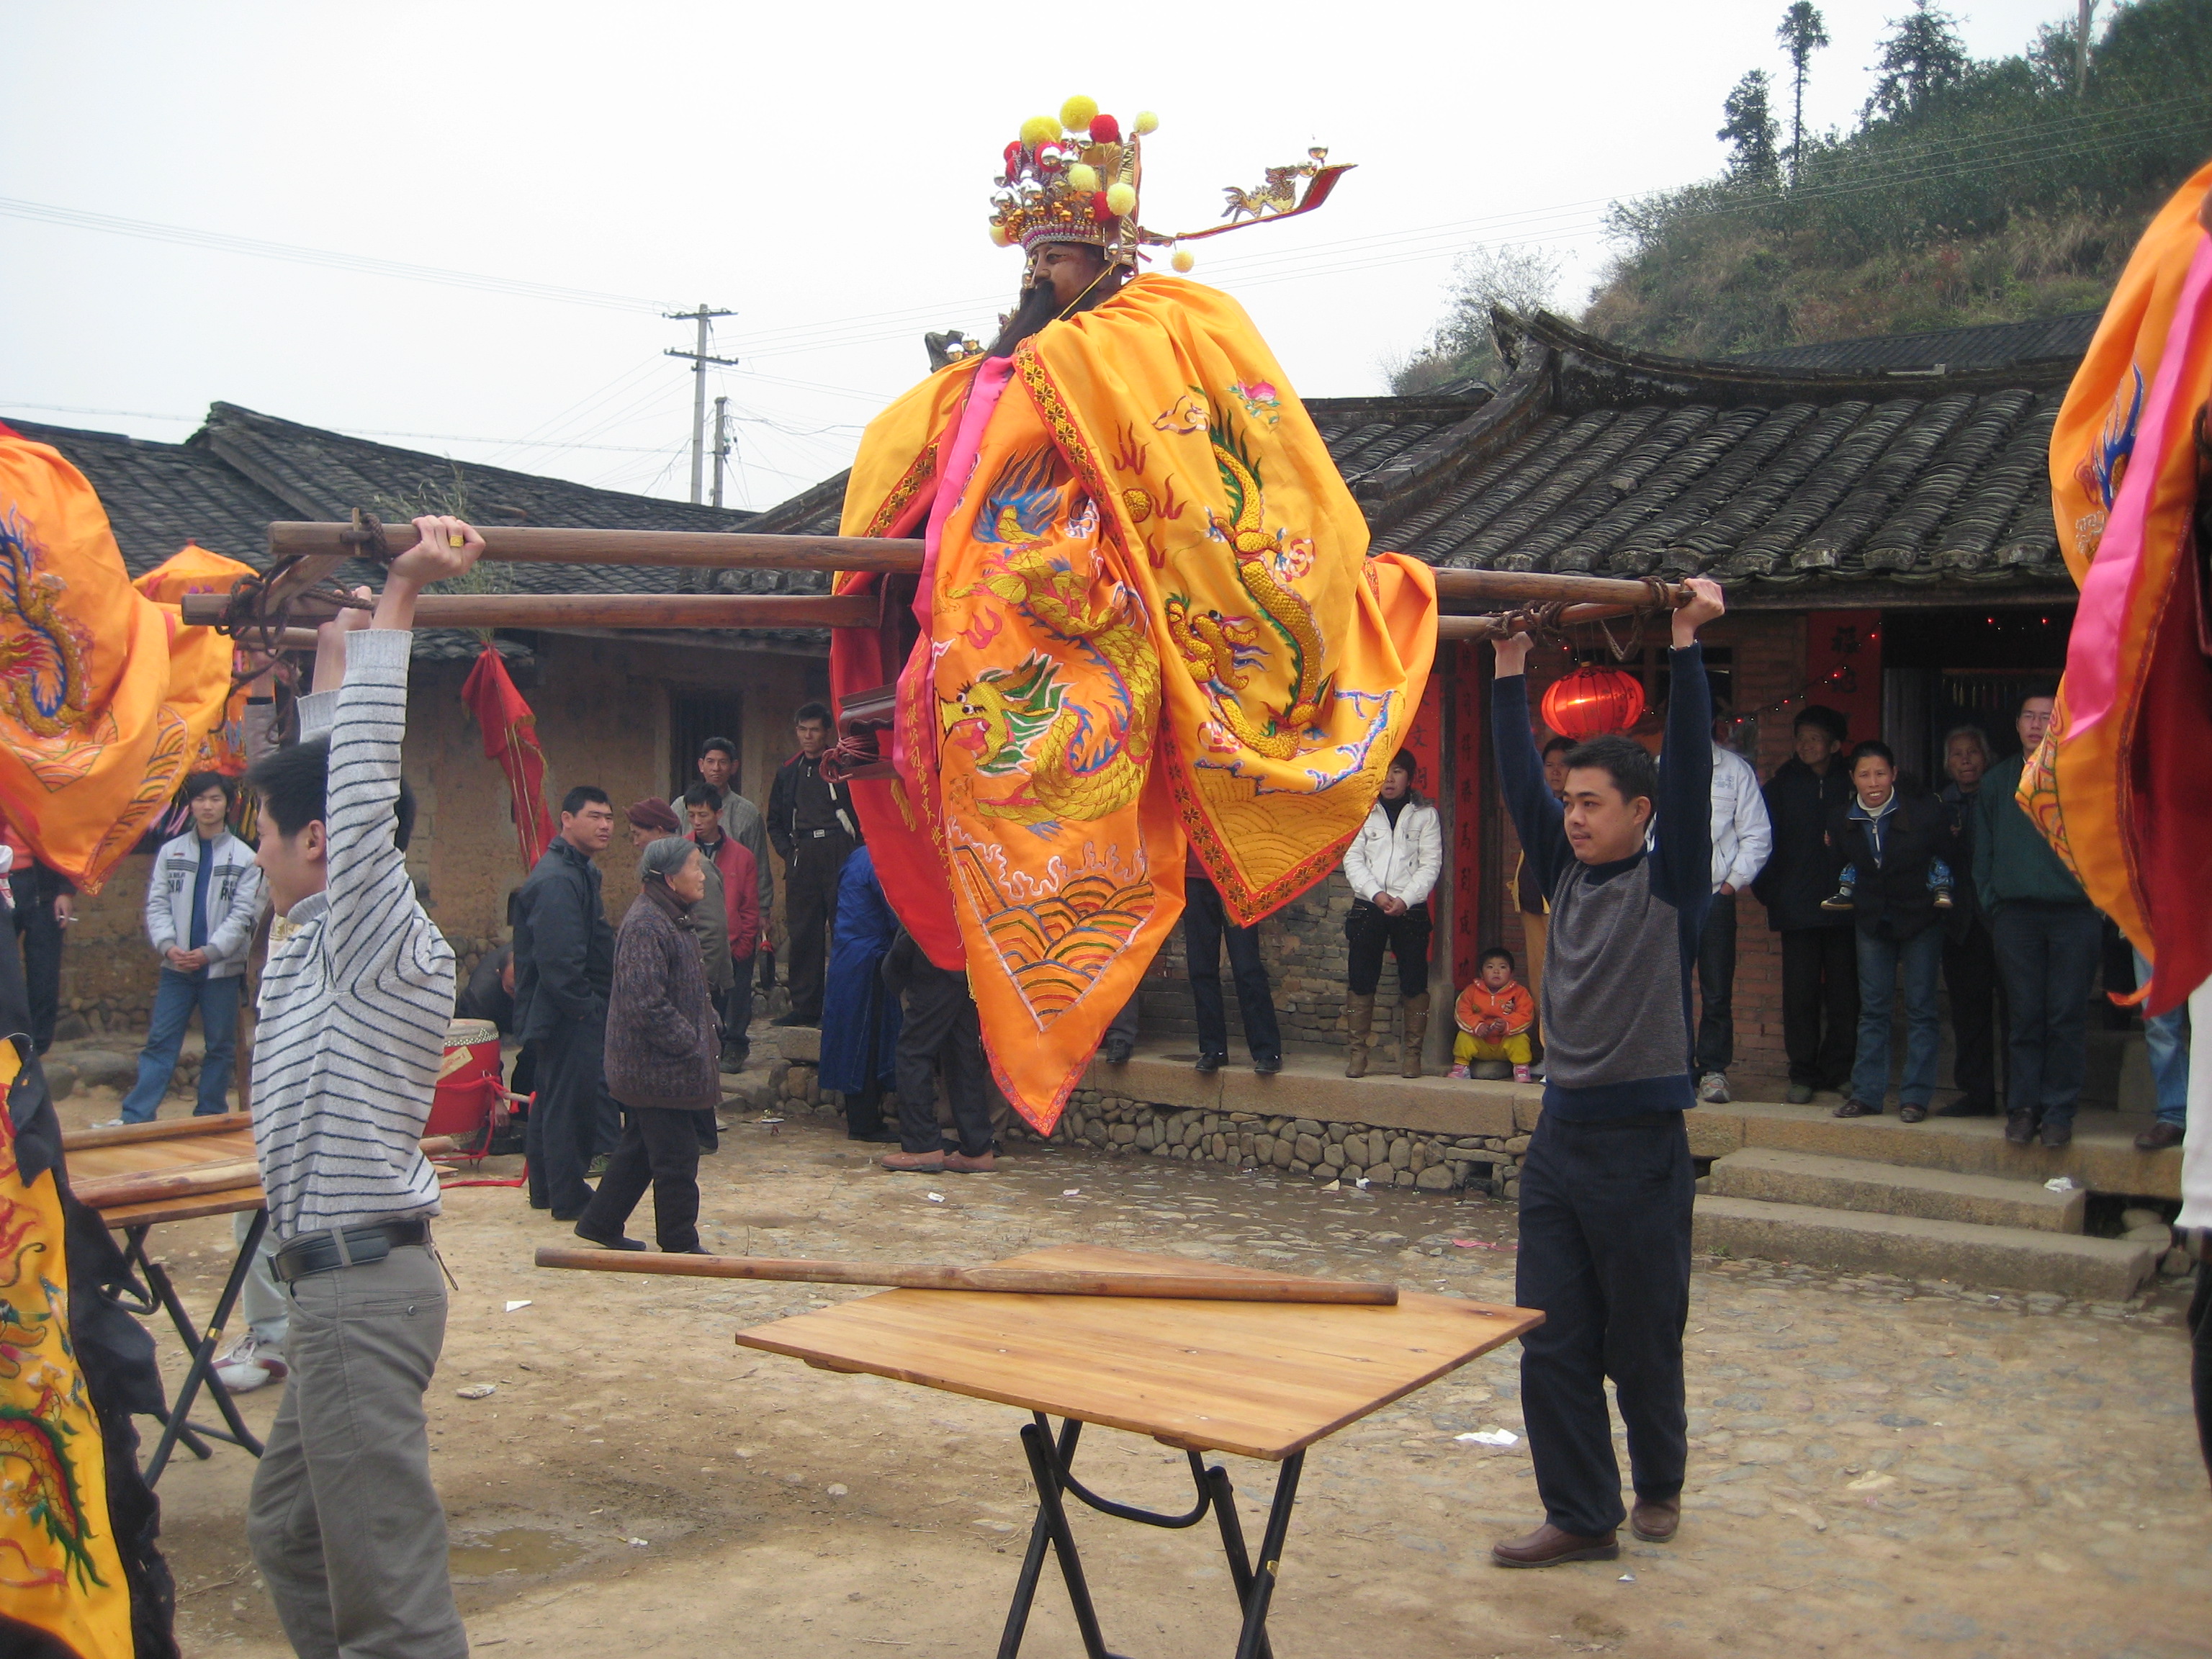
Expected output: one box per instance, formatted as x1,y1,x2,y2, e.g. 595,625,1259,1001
829,98,1437,1131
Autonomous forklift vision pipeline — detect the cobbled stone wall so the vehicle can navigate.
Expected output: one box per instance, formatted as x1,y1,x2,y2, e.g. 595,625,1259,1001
772,1058,1522,1198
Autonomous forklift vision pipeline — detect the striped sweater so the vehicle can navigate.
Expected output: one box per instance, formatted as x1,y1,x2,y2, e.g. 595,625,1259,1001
251,629,451,1239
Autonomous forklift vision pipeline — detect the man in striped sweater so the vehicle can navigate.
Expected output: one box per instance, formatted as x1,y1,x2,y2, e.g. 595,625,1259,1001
240,516,480,1658
1487,576,1726,1570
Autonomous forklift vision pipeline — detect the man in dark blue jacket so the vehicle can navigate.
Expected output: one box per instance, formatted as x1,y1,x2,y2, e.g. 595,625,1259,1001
1488,577,1725,1570
513,786,617,1218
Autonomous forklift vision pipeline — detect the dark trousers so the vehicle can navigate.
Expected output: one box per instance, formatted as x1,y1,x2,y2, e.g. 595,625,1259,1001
1345,901,1430,998
1694,891,1737,1076
1104,995,1140,1052
720,979,753,1063
1183,876,1280,1064
526,1018,609,1216
1516,1110,1694,1538
1943,918,2000,1110
784,832,853,1022
1781,927,1859,1089
2192,1264,2212,1488
894,963,996,1158
1990,902,2102,1128
9,866,63,1053
578,1105,703,1252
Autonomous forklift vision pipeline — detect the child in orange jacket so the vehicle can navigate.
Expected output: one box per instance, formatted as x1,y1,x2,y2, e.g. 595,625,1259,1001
1452,947,1537,1082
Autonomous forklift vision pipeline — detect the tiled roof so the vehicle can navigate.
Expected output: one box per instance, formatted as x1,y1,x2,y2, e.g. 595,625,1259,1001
7,405,830,658
1352,312,2082,595
1730,310,2103,374
739,383,1496,542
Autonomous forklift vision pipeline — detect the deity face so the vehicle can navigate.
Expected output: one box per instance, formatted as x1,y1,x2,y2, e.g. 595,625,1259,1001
1033,241,1109,307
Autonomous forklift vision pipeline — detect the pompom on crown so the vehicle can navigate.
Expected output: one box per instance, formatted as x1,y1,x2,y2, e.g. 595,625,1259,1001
989,97,1157,267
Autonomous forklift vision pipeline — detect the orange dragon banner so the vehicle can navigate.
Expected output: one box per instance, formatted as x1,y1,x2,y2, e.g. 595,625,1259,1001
834,274,1435,1130
0,431,253,893
2040,161,2212,1013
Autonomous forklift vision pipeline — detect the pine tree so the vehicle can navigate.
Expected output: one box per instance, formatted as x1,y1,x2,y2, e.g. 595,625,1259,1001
1719,70,1781,181
1866,0,1970,123
1776,1,1830,183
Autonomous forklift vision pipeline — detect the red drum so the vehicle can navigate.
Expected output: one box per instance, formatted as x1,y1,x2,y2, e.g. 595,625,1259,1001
425,1017,503,1143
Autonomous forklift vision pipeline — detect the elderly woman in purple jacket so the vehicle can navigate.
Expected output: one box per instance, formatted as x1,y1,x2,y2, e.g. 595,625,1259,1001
575,836,721,1253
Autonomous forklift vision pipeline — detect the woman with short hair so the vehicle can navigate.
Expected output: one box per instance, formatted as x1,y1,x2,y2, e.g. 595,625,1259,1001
575,836,721,1252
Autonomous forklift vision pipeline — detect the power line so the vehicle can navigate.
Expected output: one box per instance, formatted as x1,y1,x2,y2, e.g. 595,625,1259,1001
0,197,673,313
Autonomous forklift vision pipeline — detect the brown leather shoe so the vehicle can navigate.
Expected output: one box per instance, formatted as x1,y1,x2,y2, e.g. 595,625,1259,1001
2136,1121,2185,1152
1490,1523,1619,1568
943,1150,998,1174
1630,1496,1681,1542
878,1150,945,1173
2003,1112,2036,1146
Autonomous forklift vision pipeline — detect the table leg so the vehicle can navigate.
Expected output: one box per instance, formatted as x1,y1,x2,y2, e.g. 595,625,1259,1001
1202,1465,1274,1659
1002,1418,1125,1659
143,1208,269,1485
1231,1451,1303,1659
997,1418,1076,1659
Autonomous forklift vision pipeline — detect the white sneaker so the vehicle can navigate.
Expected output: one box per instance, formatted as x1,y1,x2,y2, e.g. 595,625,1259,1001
90,1118,125,1129
1697,1072,1731,1105
213,1333,287,1394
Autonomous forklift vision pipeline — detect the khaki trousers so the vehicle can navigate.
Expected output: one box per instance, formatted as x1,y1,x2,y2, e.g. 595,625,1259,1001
246,1244,466,1659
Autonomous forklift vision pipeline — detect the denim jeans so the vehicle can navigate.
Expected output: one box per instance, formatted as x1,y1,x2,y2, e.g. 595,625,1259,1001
1851,925,1944,1110
120,967,243,1122
2134,948,2191,1128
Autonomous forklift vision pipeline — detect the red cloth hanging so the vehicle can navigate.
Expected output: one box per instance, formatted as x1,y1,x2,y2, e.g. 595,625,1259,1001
460,645,555,872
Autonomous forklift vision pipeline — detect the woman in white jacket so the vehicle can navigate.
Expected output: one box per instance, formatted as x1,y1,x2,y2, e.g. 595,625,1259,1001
1341,750,1444,1077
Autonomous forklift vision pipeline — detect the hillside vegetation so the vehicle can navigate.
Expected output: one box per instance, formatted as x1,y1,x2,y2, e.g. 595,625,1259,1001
1393,0,2212,387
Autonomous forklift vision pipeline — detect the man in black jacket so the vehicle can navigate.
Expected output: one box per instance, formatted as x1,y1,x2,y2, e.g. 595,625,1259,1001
767,703,855,1028
1936,727,1999,1117
513,786,617,1218
1751,706,1858,1105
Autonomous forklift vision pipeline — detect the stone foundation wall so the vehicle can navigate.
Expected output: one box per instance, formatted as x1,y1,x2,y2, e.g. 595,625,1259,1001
769,1057,1524,1198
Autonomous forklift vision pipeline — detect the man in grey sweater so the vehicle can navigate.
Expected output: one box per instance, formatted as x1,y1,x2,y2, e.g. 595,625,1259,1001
1488,577,1725,1569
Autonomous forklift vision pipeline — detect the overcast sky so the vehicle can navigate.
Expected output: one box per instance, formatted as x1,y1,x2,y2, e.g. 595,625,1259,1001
4,1,2084,518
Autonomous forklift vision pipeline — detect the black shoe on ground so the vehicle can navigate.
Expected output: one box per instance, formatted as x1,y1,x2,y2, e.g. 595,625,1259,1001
849,1127,901,1144
1254,1056,1282,1075
1104,1041,1132,1064
2136,1120,2186,1152
1785,1083,1816,1105
1195,1053,1223,1074
2003,1112,2036,1146
770,1012,818,1028
551,1208,588,1223
574,1225,646,1251
2039,1119,2073,1150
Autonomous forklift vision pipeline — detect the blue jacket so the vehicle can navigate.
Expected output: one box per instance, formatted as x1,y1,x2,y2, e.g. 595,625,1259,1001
818,847,902,1094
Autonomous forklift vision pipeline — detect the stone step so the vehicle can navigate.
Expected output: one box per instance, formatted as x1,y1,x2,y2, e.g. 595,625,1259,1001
1707,1147,2086,1234
1692,1195,2157,1301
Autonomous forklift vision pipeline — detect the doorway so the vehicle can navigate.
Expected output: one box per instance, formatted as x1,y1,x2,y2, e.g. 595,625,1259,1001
670,688,746,803
1877,606,2072,790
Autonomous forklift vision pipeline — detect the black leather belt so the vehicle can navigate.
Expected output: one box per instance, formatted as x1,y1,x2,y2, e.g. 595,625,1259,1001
271,1218,431,1284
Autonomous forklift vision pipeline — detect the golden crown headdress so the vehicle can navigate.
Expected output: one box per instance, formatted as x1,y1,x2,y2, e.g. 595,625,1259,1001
988,96,1353,276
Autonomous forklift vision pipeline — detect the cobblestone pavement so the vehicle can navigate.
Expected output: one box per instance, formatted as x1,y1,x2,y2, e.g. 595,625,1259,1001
112,1097,2206,1658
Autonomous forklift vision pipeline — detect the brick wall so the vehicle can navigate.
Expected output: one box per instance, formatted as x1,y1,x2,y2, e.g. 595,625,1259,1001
58,635,820,1033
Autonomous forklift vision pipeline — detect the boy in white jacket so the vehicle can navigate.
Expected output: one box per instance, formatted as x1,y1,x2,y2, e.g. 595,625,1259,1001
116,771,266,1122
1341,750,1444,1076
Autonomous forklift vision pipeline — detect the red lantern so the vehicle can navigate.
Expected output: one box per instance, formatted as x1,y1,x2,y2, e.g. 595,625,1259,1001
1540,663,1646,739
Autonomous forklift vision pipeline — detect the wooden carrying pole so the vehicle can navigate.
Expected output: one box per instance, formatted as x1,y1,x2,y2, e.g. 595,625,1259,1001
181,591,881,631
535,1245,1399,1305
254,520,1683,616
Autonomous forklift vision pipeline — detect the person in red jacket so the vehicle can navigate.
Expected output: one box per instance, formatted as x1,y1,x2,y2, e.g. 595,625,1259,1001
684,784,761,1069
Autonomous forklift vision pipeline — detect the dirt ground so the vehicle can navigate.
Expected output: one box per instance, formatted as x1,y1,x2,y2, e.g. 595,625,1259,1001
71,1074,2212,1659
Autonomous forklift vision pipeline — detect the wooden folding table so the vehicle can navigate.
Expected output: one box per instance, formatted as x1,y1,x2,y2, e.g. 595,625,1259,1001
66,1114,270,1485
735,1244,1542,1658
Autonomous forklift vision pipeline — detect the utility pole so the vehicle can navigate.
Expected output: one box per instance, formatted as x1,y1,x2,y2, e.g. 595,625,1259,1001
2076,0,2094,96
664,304,737,504
711,395,730,510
